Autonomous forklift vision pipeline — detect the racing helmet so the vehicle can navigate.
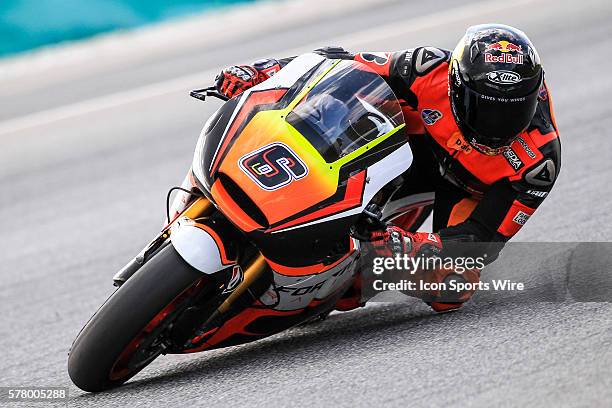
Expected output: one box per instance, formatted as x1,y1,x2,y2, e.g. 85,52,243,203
449,24,544,155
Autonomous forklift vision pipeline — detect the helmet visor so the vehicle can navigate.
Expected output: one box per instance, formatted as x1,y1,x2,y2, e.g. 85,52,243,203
451,72,542,150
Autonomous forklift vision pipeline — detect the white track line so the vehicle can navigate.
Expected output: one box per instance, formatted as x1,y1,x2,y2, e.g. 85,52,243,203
0,0,538,136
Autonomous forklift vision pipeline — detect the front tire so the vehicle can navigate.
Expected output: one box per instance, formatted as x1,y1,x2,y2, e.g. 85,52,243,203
68,244,204,392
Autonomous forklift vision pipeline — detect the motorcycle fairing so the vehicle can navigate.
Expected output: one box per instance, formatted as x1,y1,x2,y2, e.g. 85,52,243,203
181,249,358,352
259,246,358,311
192,53,329,194
170,217,236,274
193,55,411,239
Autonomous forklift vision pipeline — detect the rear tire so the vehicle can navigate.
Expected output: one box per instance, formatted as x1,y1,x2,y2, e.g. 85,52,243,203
68,244,204,392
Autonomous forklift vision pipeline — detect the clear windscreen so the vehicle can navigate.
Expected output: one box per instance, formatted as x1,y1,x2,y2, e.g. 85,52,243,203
286,60,404,162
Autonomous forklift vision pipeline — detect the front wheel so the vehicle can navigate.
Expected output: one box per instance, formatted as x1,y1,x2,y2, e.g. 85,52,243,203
68,244,205,392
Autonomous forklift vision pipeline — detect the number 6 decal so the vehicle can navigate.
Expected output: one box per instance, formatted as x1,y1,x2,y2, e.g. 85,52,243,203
239,142,308,190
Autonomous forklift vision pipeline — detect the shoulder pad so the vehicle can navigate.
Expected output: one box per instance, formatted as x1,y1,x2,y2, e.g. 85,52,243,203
389,47,450,94
412,47,450,76
313,46,354,60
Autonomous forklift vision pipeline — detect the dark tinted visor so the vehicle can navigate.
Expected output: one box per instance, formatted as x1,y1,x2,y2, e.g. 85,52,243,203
452,75,541,149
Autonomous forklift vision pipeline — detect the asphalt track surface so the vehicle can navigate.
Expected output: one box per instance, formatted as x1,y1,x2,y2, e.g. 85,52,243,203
1,0,611,406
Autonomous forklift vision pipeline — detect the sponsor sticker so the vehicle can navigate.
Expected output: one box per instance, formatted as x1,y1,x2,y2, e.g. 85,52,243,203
512,211,530,226
487,70,521,85
239,142,308,190
484,41,524,64
421,109,443,125
222,265,244,294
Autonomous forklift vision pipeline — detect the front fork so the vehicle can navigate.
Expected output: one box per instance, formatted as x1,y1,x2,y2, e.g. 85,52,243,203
113,193,269,315
112,197,214,286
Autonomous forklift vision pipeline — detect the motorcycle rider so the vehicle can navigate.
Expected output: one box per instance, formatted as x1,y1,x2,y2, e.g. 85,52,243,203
214,24,561,312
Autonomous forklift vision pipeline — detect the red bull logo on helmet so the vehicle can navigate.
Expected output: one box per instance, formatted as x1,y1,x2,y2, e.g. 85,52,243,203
485,40,524,64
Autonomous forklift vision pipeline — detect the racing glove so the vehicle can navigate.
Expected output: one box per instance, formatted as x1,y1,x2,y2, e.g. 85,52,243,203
215,59,281,98
367,226,480,312
368,227,443,258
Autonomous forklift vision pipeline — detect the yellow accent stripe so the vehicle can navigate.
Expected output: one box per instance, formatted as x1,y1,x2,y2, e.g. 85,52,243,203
284,119,330,167
331,123,406,170
272,60,345,170
284,60,342,111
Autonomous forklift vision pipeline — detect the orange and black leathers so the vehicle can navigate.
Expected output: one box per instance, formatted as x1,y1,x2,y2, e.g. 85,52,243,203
276,46,560,258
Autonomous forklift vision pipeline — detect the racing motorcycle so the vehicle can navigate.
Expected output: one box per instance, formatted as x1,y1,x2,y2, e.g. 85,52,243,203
67,53,434,392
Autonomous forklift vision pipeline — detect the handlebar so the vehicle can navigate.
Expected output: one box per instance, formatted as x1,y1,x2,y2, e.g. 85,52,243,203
350,203,387,240
190,86,229,102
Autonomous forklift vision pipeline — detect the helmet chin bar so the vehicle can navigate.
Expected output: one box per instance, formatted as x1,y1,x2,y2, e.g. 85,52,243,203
463,118,521,156
449,90,514,156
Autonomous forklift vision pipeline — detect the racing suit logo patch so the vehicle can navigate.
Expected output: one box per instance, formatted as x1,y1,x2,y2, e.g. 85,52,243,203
512,211,530,226
503,148,524,171
421,109,442,125
516,136,537,159
526,189,548,198
525,159,556,186
447,132,473,154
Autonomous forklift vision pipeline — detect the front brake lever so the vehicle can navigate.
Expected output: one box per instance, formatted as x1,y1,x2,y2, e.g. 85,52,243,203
190,86,229,102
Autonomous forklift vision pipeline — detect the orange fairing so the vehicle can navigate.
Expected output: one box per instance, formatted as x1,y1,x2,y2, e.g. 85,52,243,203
218,110,339,225
268,170,367,232
208,59,405,233
211,89,288,174
210,178,264,232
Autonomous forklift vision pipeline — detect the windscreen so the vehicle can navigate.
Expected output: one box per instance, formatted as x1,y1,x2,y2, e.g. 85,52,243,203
286,60,404,162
